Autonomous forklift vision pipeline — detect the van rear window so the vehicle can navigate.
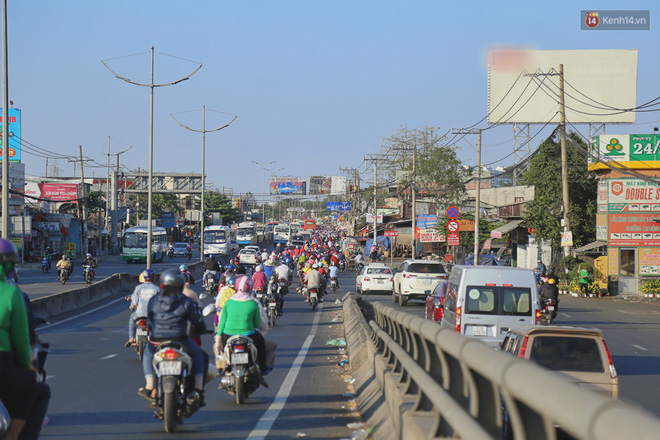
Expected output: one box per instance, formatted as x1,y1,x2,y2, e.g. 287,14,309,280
530,336,604,373
464,286,532,316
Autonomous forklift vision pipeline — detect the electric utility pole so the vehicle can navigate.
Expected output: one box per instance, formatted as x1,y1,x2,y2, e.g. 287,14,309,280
452,128,482,265
364,155,387,250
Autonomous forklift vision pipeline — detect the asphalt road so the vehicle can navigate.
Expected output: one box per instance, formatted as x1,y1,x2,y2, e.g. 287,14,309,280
34,254,362,439
357,287,660,417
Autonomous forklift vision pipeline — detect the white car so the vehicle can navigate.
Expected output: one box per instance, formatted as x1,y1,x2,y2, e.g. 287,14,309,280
238,248,260,266
356,263,394,295
393,259,448,306
245,245,261,254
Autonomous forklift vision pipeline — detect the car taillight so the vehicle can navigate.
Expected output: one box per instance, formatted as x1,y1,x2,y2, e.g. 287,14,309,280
602,340,618,378
364,277,370,282
454,307,462,333
403,274,417,278
535,309,542,325
519,336,529,358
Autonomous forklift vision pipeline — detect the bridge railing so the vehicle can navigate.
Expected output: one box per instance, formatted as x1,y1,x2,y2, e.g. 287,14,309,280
344,294,660,440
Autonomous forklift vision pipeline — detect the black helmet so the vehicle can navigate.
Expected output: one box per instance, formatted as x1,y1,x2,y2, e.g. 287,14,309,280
160,268,184,295
0,239,17,276
233,265,246,275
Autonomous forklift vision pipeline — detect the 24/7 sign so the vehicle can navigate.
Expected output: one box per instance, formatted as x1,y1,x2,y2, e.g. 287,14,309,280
589,134,660,170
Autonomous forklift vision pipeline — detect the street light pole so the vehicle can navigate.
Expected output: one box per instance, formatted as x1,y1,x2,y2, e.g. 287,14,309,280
1,0,9,238
103,47,201,268
251,160,276,224
172,107,236,262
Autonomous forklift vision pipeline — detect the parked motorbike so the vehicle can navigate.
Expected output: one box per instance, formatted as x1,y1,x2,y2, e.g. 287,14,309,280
83,265,95,284
41,256,51,273
330,277,338,292
150,342,201,432
217,335,262,404
58,269,69,285
133,317,149,361
542,298,558,324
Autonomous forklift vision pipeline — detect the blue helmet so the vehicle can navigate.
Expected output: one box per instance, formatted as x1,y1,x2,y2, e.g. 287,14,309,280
226,264,234,272
141,269,156,281
179,264,187,272
209,254,214,259
227,276,236,286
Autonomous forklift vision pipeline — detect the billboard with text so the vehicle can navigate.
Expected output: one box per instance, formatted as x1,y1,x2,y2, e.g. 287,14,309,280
0,108,21,162
270,177,306,195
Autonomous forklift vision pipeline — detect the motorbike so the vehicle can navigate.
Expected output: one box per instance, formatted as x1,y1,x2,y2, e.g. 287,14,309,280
204,273,218,297
150,342,201,432
83,265,95,284
58,269,69,285
41,256,51,273
277,277,288,296
133,317,149,361
309,286,320,310
254,287,266,305
217,335,262,404
186,249,192,260
542,298,558,324
339,260,346,271
355,261,364,274
330,277,338,292
167,247,174,259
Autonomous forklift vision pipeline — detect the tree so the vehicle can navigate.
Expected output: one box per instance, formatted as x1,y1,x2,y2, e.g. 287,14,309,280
201,191,240,224
380,125,465,208
522,130,597,251
151,193,179,218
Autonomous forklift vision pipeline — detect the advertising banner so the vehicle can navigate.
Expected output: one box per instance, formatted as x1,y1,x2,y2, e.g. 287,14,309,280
270,177,306,195
608,213,660,246
608,247,619,276
589,134,660,171
309,176,333,195
561,231,573,247
0,108,21,162
38,183,78,202
606,178,660,212
384,230,399,237
366,213,383,224
598,179,608,212
596,213,608,241
419,229,445,243
639,247,660,275
416,214,438,229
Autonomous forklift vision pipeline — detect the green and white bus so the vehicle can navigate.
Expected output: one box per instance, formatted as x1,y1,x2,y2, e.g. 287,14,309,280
122,225,167,263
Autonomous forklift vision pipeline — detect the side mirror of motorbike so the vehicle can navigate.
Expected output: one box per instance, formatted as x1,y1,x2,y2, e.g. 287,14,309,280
199,293,208,300
202,303,216,317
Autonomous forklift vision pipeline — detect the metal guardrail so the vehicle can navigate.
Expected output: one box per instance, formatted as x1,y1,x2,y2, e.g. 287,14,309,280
369,302,660,440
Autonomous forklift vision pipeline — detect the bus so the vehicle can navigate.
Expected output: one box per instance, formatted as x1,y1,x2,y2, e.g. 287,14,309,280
303,219,317,231
122,225,167,263
203,225,237,256
273,224,291,245
237,221,257,246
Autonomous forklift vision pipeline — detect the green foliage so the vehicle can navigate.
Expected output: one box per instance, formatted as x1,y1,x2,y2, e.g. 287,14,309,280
85,191,105,213
641,278,660,295
559,255,583,272
436,214,500,251
522,131,597,250
152,193,179,218
202,191,240,224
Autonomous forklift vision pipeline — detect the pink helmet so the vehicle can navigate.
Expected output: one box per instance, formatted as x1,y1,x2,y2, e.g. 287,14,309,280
235,275,253,293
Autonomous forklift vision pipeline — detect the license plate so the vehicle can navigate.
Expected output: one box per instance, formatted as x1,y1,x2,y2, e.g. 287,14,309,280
422,279,432,285
472,325,487,336
279,282,285,286
547,306,555,311
231,353,249,364
269,302,277,308
136,329,148,336
377,279,384,284
158,361,182,375
256,293,263,299
310,291,318,299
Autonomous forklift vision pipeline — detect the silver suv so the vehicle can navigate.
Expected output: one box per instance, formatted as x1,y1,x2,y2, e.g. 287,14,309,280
393,259,447,306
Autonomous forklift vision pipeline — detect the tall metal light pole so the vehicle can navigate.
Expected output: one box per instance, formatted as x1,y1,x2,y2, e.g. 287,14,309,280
103,47,201,268
1,0,9,238
172,106,236,262
251,160,276,223
106,141,132,254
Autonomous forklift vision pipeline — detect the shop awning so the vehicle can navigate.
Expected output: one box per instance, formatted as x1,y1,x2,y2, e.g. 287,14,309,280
572,241,607,254
490,220,524,239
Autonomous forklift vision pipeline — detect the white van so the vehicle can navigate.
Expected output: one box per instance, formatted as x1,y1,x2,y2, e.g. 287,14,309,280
440,266,540,348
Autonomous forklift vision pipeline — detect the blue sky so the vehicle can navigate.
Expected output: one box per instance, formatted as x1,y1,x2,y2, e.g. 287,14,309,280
8,1,660,198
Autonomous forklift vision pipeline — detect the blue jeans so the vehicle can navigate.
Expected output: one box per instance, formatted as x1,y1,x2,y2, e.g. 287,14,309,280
142,338,204,378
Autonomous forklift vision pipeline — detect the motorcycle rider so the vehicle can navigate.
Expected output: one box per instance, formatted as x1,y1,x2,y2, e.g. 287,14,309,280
179,264,195,285
252,265,269,294
56,255,72,280
139,269,208,402
354,252,364,268
263,260,275,281
125,269,160,347
328,262,340,288
217,276,271,377
540,267,560,316
82,252,96,277
303,264,324,303
275,260,291,285
202,254,220,287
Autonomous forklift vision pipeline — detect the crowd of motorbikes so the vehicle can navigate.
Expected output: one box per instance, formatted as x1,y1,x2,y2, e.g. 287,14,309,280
122,227,348,432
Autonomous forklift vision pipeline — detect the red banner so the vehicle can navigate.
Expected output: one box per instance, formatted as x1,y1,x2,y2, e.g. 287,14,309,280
39,183,78,202
384,230,399,237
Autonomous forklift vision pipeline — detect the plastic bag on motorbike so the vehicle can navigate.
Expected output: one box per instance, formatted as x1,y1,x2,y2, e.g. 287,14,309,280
0,398,10,436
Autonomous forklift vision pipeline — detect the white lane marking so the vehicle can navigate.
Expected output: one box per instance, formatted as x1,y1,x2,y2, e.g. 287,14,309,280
46,375,56,380
248,304,323,439
561,313,571,318
100,354,118,360
632,345,649,352
38,297,125,332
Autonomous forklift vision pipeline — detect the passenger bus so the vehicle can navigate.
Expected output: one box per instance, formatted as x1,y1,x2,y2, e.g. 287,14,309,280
303,219,317,231
237,221,258,247
203,225,238,256
122,225,167,263
273,224,291,245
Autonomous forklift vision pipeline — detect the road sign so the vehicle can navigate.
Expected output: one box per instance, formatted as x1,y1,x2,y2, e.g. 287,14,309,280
384,230,399,237
447,206,460,219
447,232,460,246
447,220,460,233
457,219,475,231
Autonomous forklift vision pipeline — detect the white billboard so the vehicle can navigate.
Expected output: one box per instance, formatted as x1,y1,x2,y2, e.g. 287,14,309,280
487,49,638,124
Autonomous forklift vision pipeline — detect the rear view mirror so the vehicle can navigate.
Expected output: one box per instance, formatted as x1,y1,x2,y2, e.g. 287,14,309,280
202,303,216,317
199,293,208,300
